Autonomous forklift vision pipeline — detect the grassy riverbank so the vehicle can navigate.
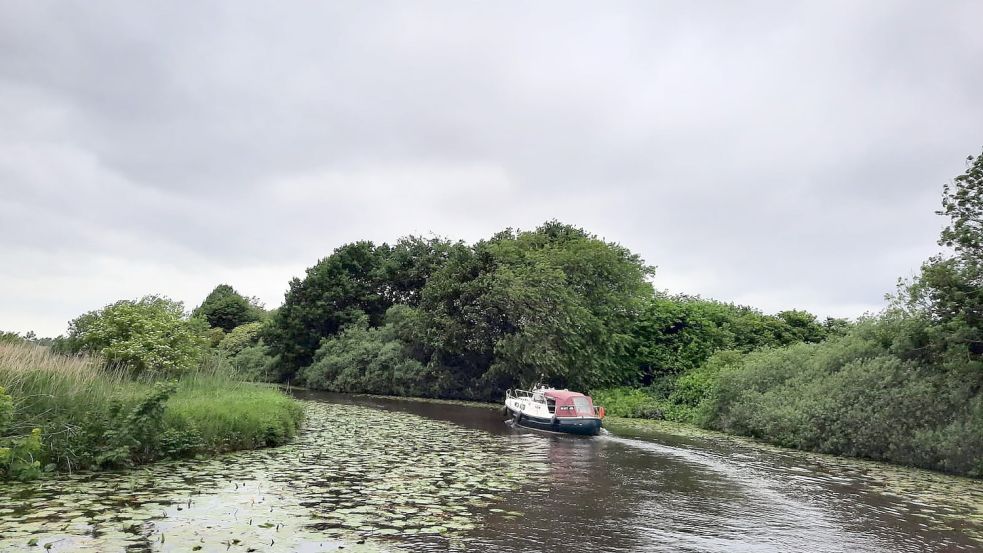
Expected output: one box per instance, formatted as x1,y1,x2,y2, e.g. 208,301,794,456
0,343,303,479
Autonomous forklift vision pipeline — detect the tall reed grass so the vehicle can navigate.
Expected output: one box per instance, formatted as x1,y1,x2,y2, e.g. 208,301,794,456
0,342,303,475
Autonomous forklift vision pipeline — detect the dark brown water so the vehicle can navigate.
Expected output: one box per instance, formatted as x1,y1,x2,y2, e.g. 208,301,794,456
321,392,983,553
1,392,981,552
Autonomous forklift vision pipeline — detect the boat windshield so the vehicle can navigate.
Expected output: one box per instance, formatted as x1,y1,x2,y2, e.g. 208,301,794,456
572,397,594,416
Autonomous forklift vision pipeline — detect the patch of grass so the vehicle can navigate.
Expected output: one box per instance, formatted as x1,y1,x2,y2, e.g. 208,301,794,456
0,343,303,476
166,372,304,451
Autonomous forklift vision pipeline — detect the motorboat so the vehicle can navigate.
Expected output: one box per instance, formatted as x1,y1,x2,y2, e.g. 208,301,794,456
504,386,605,435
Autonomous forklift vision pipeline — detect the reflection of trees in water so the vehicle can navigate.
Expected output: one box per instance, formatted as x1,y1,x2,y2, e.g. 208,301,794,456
304,393,983,553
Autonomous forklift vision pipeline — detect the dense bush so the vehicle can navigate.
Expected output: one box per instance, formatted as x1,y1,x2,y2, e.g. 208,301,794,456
219,322,265,355
630,295,840,383
0,385,43,480
299,313,437,397
704,318,982,476
590,387,664,419
226,344,281,382
0,331,25,345
275,222,656,399
65,295,208,375
694,152,983,476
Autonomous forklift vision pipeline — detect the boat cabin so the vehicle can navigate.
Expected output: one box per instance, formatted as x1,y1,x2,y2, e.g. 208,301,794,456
543,389,597,417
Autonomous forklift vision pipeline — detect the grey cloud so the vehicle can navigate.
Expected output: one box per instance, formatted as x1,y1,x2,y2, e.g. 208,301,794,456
1,0,981,335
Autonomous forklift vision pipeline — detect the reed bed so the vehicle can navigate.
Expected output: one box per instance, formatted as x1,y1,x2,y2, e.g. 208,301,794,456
0,342,303,475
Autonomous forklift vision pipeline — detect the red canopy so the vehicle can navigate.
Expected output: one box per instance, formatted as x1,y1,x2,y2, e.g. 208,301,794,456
545,390,596,417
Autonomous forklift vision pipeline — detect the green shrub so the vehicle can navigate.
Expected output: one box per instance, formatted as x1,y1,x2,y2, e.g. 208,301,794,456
590,387,664,419
703,320,982,476
228,344,280,382
0,428,42,481
0,386,43,480
66,295,208,375
0,331,24,345
299,312,440,398
219,322,264,356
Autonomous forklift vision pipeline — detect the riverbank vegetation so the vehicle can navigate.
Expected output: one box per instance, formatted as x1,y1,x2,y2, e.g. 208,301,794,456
0,296,303,481
5,150,980,478
247,150,981,477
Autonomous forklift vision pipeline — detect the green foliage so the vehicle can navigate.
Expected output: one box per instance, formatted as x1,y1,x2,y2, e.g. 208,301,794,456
270,222,653,399
416,222,653,397
630,295,832,382
163,365,304,451
0,385,43,481
66,295,208,375
228,344,281,382
0,343,303,478
895,150,983,356
193,284,265,332
702,319,982,476
0,385,10,427
0,331,24,345
939,151,983,259
219,322,264,355
268,236,456,371
266,241,395,369
590,387,664,419
0,428,43,481
299,311,436,397
665,350,744,424
379,236,460,306
95,381,176,467
205,327,226,348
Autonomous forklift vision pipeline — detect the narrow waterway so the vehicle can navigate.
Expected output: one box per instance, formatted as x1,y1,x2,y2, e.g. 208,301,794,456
1,392,980,552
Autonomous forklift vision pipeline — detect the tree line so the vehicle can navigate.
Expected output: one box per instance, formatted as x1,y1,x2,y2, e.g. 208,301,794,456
7,148,979,477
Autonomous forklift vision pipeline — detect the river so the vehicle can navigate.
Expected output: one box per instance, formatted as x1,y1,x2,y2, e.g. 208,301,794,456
0,392,981,552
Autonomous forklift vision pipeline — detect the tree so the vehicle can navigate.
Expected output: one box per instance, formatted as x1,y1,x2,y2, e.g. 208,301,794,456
192,284,264,332
379,236,459,306
417,222,653,396
630,295,829,384
67,295,208,374
265,242,393,371
898,150,983,356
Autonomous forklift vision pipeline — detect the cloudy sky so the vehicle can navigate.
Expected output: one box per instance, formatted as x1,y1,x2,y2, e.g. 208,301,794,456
2,1,981,336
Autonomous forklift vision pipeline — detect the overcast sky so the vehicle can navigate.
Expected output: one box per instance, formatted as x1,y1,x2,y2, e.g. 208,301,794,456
2,1,981,336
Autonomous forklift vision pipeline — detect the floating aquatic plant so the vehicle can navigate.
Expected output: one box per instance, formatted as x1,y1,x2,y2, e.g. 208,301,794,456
0,401,547,552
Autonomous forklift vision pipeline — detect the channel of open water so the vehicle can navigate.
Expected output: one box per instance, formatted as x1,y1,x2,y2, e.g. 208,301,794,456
0,391,981,552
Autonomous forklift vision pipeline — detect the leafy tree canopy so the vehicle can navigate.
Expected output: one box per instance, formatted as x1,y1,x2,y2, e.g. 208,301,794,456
266,237,457,370
630,295,831,383
897,149,983,356
417,221,654,394
192,284,265,332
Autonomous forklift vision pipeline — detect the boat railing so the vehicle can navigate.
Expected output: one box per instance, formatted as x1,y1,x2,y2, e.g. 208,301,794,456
506,389,536,400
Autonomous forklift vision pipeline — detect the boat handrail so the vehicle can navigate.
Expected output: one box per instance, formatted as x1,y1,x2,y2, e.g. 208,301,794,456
506,388,537,400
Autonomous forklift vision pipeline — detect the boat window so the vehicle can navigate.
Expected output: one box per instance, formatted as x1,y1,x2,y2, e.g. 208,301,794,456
572,397,593,415
546,398,556,413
